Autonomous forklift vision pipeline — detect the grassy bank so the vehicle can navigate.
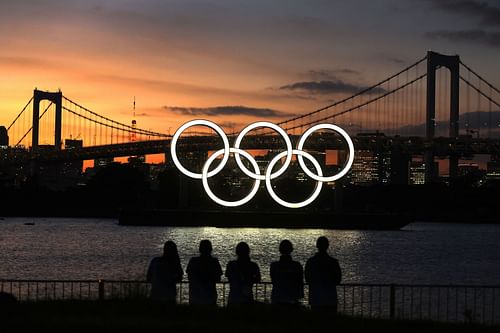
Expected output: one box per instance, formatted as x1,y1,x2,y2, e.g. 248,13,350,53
2,300,499,333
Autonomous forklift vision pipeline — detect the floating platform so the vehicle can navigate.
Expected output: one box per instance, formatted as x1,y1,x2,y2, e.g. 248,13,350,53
119,209,412,230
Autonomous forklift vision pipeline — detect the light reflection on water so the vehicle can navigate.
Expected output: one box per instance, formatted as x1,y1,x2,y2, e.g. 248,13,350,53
1,217,499,284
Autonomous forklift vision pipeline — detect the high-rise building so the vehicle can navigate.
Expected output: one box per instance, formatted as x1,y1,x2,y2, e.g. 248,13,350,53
458,163,479,177
379,152,391,184
94,157,114,170
486,160,500,181
60,139,84,187
349,150,379,185
390,151,410,185
347,133,397,186
348,148,398,186
409,161,439,185
0,126,8,147
409,161,425,185
128,155,146,166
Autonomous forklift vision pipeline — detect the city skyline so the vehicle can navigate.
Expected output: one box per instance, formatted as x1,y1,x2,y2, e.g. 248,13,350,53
1,0,500,136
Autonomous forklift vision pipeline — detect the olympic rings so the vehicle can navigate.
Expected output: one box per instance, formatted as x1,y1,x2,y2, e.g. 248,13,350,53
202,148,261,207
234,121,292,180
170,119,355,208
296,123,355,182
265,149,323,209
171,119,229,179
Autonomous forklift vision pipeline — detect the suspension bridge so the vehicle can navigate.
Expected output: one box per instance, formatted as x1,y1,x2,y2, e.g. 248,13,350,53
2,51,500,182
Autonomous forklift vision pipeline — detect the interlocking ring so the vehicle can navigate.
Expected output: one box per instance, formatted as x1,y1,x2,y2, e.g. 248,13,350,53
170,119,354,208
297,123,355,182
234,121,292,180
202,148,261,207
170,119,229,179
265,149,323,209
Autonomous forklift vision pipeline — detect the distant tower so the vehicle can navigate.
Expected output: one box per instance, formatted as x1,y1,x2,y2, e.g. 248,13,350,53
131,96,137,142
129,96,145,164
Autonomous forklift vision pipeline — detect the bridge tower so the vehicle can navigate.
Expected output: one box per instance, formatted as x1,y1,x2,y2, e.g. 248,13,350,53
425,51,460,182
32,89,63,151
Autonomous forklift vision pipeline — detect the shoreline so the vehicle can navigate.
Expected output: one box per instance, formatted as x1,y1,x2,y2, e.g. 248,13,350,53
1,212,499,226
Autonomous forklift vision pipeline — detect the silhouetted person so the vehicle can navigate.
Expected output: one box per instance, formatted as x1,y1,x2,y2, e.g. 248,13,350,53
0,292,16,306
225,242,261,305
186,239,223,305
270,240,304,305
305,236,342,312
0,292,17,318
147,240,183,304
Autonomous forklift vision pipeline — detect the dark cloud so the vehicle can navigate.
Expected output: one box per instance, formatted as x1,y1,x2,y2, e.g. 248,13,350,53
219,121,245,131
425,30,500,47
279,80,386,95
120,111,149,117
332,69,360,75
308,69,359,81
388,57,405,64
163,105,293,118
427,0,500,26
398,111,500,137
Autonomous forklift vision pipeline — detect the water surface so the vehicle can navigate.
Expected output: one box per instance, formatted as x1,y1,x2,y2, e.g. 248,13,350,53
1,218,499,284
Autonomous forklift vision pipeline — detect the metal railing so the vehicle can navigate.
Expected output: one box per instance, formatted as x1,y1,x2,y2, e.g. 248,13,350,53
1,279,498,326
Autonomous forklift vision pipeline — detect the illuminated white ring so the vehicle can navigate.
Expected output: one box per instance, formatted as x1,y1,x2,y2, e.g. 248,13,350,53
170,119,230,179
202,148,261,207
296,123,355,182
265,149,323,209
234,121,293,180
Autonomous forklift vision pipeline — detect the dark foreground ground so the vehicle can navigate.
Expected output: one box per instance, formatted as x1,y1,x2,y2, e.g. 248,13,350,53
1,300,499,333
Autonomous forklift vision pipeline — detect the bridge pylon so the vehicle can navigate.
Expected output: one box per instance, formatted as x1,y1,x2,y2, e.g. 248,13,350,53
425,51,460,182
32,89,63,151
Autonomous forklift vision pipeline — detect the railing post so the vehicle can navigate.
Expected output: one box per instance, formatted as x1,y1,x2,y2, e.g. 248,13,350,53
390,284,396,319
98,280,104,301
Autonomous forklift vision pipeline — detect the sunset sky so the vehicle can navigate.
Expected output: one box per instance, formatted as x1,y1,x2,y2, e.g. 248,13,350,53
1,0,500,137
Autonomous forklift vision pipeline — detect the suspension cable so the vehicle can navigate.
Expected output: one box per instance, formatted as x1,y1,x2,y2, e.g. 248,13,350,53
460,76,500,109
15,102,53,146
62,96,169,138
62,106,166,140
276,56,428,128
8,97,33,130
284,73,428,132
460,61,500,95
